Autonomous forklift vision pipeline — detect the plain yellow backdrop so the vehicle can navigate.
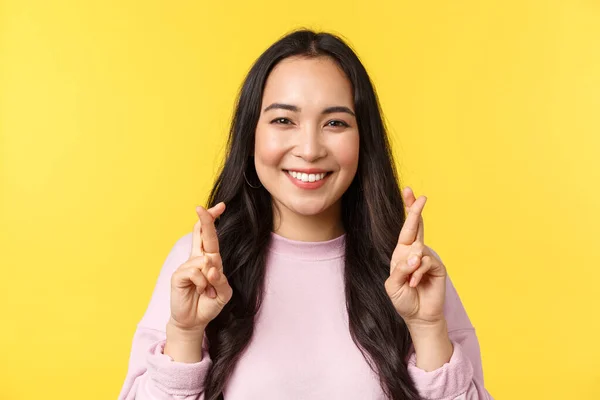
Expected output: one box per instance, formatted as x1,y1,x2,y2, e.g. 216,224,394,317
1,0,599,399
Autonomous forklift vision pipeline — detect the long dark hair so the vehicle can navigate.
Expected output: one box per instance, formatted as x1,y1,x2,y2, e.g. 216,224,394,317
204,29,419,399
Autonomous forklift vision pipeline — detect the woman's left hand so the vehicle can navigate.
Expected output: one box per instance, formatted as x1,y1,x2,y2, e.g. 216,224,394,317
385,187,447,328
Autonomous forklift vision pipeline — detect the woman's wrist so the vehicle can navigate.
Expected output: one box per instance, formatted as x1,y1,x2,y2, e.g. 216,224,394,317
164,320,206,363
407,319,453,372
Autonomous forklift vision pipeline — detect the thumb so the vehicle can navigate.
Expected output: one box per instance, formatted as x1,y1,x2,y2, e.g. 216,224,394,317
206,266,233,304
386,259,419,295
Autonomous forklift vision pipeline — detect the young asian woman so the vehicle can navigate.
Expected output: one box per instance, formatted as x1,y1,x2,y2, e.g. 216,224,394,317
119,29,493,400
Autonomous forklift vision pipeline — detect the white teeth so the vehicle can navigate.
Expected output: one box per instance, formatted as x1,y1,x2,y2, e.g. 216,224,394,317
287,170,328,183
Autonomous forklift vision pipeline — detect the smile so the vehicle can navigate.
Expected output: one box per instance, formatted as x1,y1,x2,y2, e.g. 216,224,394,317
286,170,328,182
283,169,332,190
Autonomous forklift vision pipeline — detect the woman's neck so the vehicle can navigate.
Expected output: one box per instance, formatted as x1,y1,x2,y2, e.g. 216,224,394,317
272,200,344,242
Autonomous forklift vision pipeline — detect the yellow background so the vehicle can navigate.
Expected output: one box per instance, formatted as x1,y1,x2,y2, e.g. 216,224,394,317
1,1,599,399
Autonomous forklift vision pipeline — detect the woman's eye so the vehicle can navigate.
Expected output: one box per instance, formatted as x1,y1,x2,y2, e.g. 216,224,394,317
271,117,292,125
326,120,349,128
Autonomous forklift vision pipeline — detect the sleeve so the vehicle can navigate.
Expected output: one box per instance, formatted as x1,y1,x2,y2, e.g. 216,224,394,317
118,233,212,400
407,248,494,399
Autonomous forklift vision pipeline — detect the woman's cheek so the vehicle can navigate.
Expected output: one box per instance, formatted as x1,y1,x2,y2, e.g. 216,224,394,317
255,127,288,166
254,130,281,166
332,132,360,171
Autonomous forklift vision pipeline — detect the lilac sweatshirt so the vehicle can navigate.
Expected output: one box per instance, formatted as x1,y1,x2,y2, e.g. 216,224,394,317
119,232,493,400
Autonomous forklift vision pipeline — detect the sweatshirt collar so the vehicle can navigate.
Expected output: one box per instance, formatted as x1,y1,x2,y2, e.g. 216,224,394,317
268,232,345,261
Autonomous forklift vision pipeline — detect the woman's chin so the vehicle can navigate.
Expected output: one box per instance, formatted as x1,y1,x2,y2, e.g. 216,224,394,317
286,201,331,217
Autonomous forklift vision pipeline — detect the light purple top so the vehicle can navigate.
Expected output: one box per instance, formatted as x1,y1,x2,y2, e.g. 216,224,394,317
118,232,493,399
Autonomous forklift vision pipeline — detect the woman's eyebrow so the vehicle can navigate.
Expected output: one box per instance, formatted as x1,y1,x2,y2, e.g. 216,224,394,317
263,103,299,112
263,103,355,117
322,106,355,117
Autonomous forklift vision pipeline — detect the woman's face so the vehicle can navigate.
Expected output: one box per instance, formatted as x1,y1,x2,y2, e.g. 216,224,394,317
254,55,360,218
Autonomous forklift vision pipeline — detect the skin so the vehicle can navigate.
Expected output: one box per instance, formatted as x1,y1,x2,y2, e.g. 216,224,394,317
166,56,453,372
254,56,360,242
386,187,453,371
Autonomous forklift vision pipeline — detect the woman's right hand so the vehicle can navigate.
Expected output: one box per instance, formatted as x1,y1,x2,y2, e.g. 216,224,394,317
168,202,233,333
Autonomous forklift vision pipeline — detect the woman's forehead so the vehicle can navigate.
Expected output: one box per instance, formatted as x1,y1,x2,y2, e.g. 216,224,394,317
261,56,354,109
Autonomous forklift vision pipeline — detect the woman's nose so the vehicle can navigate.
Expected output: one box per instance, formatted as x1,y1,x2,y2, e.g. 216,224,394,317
296,126,327,162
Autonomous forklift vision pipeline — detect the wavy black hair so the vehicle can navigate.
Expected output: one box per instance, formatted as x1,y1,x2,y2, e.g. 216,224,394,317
203,29,418,399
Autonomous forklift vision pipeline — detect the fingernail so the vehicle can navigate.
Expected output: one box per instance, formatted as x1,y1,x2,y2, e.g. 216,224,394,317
408,256,419,267
196,206,201,213
409,276,417,287
206,286,216,298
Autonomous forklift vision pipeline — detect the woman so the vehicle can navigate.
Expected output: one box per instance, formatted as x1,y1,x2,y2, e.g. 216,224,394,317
119,30,493,400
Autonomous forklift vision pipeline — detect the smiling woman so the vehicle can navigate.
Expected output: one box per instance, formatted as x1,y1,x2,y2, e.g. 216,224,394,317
255,56,359,238
118,30,493,400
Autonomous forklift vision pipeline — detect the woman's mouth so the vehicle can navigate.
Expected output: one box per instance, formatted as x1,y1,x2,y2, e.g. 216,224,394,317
283,170,332,189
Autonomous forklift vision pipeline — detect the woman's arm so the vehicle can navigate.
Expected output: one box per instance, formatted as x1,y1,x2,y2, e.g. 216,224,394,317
407,274,493,400
118,233,212,400
118,326,211,400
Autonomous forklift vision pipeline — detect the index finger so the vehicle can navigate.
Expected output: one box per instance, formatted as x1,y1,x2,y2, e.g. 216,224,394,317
189,218,203,260
196,204,223,254
417,214,424,243
403,187,424,242
397,195,427,245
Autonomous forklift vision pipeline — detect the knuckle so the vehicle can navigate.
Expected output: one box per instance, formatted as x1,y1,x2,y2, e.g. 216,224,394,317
416,261,428,272
174,261,188,271
197,276,208,288
421,255,432,265
221,285,233,302
172,263,188,276
219,272,229,285
401,261,414,273
412,241,425,252
171,267,192,284
384,276,391,287
384,277,394,292
187,255,205,266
